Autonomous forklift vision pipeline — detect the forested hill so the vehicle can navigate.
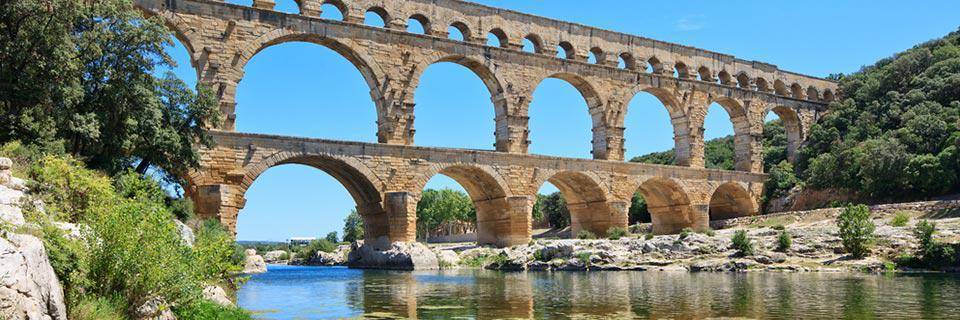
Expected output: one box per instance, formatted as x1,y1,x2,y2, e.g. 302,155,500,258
632,27,960,203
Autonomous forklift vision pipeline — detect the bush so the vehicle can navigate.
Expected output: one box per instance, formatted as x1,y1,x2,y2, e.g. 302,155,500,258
576,230,596,240
772,224,786,231
607,227,628,240
704,229,716,237
731,230,754,256
776,231,792,252
173,300,252,320
891,212,910,227
644,233,654,240
837,204,876,258
193,220,244,282
298,239,337,260
913,220,958,267
69,294,127,320
679,228,694,240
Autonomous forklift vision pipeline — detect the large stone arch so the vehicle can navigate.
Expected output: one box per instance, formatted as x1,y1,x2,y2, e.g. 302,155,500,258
137,10,204,81
538,171,623,237
708,182,758,220
231,29,387,132
624,86,693,165
417,164,528,246
239,152,391,243
530,72,606,158
708,96,755,172
634,177,705,234
765,105,804,163
409,55,509,148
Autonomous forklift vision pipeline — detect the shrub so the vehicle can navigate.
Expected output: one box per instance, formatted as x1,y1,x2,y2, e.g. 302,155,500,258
679,227,694,240
193,220,244,283
576,230,596,240
890,212,910,227
575,252,593,265
278,251,291,261
69,294,127,320
173,300,253,320
607,227,628,240
837,204,875,258
298,239,337,260
704,229,716,237
913,220,958,267
644,233,654,240
772,224,786,231
731,230,754,256
776,231,792,252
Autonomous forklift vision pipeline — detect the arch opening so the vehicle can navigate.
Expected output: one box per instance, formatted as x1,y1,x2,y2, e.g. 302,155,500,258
635,178,701,234
756,78,771,92
708,182,757,221
414,58,500,150
697,66,713,82
364,7,388,28
448,22,470,41
236,38,379,141
736,73,752,89
647,57,661,74
588,47,604,65
624,89,686,164
487,28,509,48
407,14,430,34
674,62,690,79
420,165,517,246
774,80,788,96
618,53,636,70
766,106,803,166
718,70,732,86
703,99,748,171
416,174,477,243
538,172,617,237
319,1,346,20
557,41,576,60
522,34,542,53
790,83,805,99
528,74,599,159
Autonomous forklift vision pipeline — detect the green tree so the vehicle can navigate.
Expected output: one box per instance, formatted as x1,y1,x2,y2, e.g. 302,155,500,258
837,204,875,258
342,209,364,243
540,192,570,229
765,161,799,199
325,231,339,243
416,188,475,240
0,0,219,184
628,192,650,224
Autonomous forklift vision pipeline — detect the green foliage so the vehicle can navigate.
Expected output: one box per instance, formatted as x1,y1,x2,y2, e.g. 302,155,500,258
890,212,911,227
644,233,654,240
576,230,597,240
173,300,253,320
325,231,339,243
797,29,960,200
731,230,754,256
26,155,247,318
298,239,337,260
539,192,570,229
776,231,792,252
607,227,628,240
342,209,364,243
278,251,291,261
765,161,800,199
704,229,716,237
575,252,593,266
0,0,219,184
772,224,786,231
628,192,650,224
679,228,694,240
837,204,876,258
416,188,475,239
906,220,959,269
68,294,127,320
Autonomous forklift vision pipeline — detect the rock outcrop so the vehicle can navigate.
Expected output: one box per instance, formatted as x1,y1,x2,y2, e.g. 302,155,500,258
174,220,194,247
242,249,267,274
202,285,233,307
0,232,68,320
133,297,176,320
262,250,288,264
347,241,439,270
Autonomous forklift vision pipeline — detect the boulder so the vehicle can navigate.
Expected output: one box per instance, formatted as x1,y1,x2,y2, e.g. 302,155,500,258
347,241,439,270
0,182,26,226
133,297,176,320
263,250,289,263
435,250,459,268
0,232,68,320
174,220,194,247
202,285,233,307
242,252,267,274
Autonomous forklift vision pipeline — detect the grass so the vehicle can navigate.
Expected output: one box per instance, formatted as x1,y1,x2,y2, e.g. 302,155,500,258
576,230,597,240
890,212,910,227
174,300,252,320
69,295,127,320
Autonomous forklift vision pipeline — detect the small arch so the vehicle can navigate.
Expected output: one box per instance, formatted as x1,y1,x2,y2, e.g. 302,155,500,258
557,41,576,59
364,7,389,28
588,47,605,65
523,34,543,53
708,182,757,220
647,57,662,74
774,80,788,96
717,70,733,85
407,14,430,34
790,83,805,99
697,66,714,82
539,171,613,236
421,165,511,246
806,86,820,101
767,105,803,163
674,62,690,79
487,28,509,48
736,73,752,89
756,78,771,92
636,177,700,234
448,22,471,41
319,0,347,20
823,89,835,102
709,97,753,172
618,52,636,70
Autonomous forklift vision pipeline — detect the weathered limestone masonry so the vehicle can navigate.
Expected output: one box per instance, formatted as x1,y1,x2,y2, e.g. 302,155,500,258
134,0,837,247
190,131,765,248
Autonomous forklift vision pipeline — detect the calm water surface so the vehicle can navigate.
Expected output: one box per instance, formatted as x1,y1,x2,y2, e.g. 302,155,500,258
237,265,960,319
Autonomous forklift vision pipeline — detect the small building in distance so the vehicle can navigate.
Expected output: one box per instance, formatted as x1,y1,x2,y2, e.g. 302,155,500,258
288,237,316,246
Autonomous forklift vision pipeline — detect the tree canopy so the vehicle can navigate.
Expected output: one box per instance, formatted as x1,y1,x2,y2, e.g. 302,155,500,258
0,0,219,186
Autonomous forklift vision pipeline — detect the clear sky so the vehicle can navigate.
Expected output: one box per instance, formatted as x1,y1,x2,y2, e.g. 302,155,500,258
162,0,960,241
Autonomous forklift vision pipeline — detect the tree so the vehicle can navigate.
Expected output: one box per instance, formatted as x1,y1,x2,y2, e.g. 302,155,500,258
628,192,650,224
540,192,570,229
342,209,364,243
415,188,475,240
0,0,219,185
324,231,339,244
837,204,875,258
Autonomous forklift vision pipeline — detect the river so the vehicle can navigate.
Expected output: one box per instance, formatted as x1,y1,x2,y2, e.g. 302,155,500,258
237,265,960,319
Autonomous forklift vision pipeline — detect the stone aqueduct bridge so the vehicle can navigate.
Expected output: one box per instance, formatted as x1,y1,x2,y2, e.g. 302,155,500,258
137,0,837,247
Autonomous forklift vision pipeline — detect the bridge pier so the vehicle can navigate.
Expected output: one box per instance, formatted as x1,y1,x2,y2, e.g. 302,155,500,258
568,200,630,237
475,196,534,247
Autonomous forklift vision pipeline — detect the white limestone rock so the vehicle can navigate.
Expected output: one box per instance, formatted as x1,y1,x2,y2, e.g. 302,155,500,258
347,241,439,270
133,297,176,320
0,232,67,320
243,251,267,274
263,250,288,263
0,183,26,226
174,220,194,247
202,285,233,307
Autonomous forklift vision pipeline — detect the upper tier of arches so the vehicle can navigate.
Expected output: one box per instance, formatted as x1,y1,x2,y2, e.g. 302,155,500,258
239,0,835,102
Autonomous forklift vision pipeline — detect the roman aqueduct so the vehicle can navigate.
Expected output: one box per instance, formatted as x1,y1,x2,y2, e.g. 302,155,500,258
136,0,837,248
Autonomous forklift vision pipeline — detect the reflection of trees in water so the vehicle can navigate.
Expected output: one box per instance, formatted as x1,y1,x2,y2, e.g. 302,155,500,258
359,271,418,318
842,277,875,319
921,276,941,318
773,274,796,318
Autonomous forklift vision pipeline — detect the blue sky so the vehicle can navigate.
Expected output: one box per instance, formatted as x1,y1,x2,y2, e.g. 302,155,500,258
163,0,960,241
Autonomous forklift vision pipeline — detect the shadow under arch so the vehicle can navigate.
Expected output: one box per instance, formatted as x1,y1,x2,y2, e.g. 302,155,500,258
709,96,754,172
766,105,803,163
235,31,386,132
241,153,388,241
708,182,757,220
418,164,519,246
538,171,621,237
635,177,704,234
